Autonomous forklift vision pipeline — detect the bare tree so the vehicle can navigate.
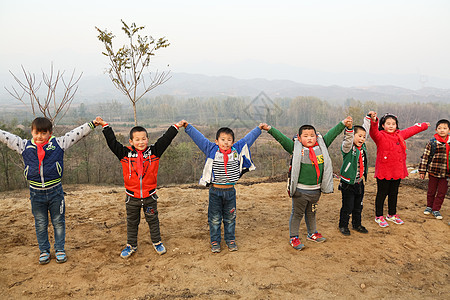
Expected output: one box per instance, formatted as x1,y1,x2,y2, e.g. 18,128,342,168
96,20,171,125
5,63,82,125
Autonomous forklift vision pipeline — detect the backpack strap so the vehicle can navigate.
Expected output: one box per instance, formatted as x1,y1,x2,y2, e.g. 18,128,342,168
428,137,437,165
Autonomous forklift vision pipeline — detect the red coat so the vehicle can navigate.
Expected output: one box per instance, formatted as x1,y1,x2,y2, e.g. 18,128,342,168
370,120,429,180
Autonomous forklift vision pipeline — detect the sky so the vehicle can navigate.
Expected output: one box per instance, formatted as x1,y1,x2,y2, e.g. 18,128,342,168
1,0,450,89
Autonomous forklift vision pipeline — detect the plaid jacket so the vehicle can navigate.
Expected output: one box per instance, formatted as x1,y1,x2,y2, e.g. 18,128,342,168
418,139,450,178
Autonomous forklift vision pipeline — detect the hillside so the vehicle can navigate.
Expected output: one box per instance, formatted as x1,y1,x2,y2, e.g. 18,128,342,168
0,171,448,299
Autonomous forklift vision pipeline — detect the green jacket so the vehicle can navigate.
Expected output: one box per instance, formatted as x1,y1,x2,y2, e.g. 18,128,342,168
340,127,368,184
268,121,345,189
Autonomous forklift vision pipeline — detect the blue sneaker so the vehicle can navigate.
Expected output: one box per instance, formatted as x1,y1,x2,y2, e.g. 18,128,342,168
120,244,137,258
432,211,443,220
211,241,221,253
424,207,432,215
55,250,67,263
39,251,51,265
153,242,167,255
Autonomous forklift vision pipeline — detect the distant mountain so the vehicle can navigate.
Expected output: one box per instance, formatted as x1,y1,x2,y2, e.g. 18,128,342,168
1,72,449,105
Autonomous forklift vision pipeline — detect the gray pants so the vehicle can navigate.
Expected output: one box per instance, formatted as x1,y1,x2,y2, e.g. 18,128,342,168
289,188,321,237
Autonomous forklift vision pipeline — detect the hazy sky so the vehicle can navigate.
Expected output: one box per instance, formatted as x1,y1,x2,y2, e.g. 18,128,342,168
1,0,450,88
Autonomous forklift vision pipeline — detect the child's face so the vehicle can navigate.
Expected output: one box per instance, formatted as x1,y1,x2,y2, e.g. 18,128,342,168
31,128,52,144
215,133,234,151
436,123,449,138
129,131,149,151
353,129,366,147
300,129,317,147
382,118,397,133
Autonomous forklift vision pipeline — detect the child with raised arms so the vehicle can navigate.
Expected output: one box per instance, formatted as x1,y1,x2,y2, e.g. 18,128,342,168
96,117,186,258
260,117,352,250
418,119,449,220
338,122,369,235
0,117,99,264
368,111,429,227
182,121,263,253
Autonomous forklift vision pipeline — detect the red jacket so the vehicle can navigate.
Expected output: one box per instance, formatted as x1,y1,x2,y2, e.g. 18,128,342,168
370,119,428,180
102,125,179,198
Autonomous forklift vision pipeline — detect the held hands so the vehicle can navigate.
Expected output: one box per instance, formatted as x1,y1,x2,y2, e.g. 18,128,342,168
343,116,353,129
95,116,107,127
176,120,188,128
368,111,377,122
259,123,271,131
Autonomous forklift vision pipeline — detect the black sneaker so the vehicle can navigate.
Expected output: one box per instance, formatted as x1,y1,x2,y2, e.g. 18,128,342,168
353,225,368,233
339,227,351,236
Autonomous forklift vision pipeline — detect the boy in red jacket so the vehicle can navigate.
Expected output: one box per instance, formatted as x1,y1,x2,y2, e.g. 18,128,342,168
96,117,186,258
368,111,429,227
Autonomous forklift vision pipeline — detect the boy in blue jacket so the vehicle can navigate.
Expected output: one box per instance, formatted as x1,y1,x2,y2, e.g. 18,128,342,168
0,117,98,264
182,122,263,253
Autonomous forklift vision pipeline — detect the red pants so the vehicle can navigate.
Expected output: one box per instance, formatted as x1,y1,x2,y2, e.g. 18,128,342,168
427,175,448,211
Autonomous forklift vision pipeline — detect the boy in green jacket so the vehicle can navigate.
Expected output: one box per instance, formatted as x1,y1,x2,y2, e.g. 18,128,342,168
260,116,352,251
338,123,369,236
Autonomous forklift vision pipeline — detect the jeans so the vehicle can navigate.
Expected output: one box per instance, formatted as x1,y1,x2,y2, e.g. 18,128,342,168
208,186,236,244
375,179,401,217
29,183,65,253
289,188,321,237
125,194,161,247
427,175,448,211
339,181,364,228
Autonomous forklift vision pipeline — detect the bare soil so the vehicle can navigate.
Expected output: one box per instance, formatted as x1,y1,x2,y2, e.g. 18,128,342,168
0,170,449,299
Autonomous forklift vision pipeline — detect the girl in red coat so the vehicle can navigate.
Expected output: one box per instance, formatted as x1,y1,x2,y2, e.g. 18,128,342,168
368,111,430,227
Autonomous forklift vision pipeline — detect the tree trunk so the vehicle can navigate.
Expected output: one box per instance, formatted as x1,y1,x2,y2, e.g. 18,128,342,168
133,103,138,125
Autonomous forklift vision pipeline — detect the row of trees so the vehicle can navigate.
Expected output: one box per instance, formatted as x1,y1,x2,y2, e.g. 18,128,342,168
1,98,446,192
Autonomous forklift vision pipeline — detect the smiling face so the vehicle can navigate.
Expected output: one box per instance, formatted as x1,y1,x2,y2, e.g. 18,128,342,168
382,117,397,133
215,133,234,151
129,131,149,151
31,129,52,144
300,129,317,147
353,128,367,147
436,123,449,138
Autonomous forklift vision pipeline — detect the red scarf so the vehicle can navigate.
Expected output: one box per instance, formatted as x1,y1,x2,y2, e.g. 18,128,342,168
356,146,364,179
219,148,232,176
435,134,450,171
36,140,49,172
308,142,320,184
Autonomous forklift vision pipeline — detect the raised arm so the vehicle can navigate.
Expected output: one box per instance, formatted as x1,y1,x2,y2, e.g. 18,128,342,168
0,129,27,154
56,121,96,151
399,122,430,140
266,126,294,154
233,126,262,149
152,122,182,157
184,123,216,155
323,117,348,147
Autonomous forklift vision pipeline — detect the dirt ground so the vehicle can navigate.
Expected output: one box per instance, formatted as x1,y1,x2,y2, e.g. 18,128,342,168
0,170,448,299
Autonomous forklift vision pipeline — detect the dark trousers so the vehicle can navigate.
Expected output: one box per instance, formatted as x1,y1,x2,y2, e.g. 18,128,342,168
208,186,237,244
125,194,161,247
339,181,364,228
427,175,448,211
375,178,401,217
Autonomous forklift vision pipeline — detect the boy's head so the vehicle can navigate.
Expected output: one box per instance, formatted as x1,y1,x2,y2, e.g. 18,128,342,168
353,125,366,147
298,125,317,147
129,126,149,151
31,117,53,144
215,127,234,151
379,113,398,133
436,119,450,138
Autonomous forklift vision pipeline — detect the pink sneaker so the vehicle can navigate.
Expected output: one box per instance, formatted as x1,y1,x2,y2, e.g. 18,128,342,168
375,216,389,227
386,214,404,225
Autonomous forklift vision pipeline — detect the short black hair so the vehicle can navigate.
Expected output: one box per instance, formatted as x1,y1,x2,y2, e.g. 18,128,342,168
129,126,148,140
436,119,450,129
298,125,316,136
216,127,235,142
31,117,52,133
379,113,399,131
354,125,366,134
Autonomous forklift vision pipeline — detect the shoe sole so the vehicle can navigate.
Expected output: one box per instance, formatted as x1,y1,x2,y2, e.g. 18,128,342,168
307,238,326,243
211,249,221,253
39,259,50,265
386,219,404,225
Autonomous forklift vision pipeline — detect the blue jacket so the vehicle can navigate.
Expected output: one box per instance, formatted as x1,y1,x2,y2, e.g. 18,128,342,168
0,122,96,189
185,124,261,186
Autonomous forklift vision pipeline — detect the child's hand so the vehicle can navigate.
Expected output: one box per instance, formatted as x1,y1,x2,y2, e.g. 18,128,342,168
368,111,377,122
259,123,271,131
420,173,425,180
343,116,353,129
95,116,107,127
176,120,188,128
425,122,430,127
